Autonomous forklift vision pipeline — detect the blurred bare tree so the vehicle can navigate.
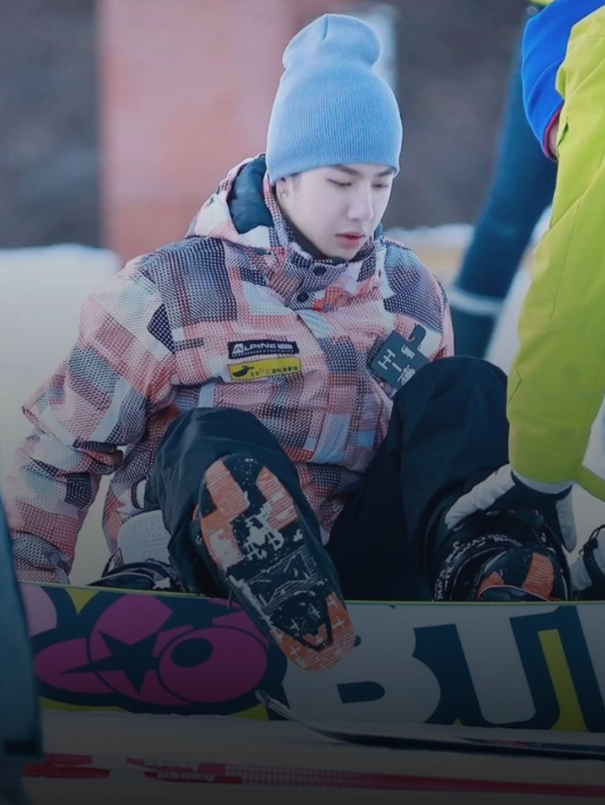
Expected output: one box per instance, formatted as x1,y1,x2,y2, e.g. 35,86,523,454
387,0,528,229
0,0,527,247
0,0,99,248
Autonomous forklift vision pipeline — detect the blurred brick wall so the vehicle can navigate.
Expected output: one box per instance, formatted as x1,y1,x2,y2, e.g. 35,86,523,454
388,0,528,232
98,0,346,262
0,0,99,248
0,0,529,255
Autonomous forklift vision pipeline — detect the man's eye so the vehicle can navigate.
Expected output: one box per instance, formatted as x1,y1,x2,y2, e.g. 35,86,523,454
329,180,351,188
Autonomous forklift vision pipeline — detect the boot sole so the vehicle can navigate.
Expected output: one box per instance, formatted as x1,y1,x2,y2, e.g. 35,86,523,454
195,454,355,671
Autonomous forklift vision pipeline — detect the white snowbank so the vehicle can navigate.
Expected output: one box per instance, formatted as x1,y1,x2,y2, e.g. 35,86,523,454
385,209,551,254
0,244,120,375
386,223,474,250
0,245,119,583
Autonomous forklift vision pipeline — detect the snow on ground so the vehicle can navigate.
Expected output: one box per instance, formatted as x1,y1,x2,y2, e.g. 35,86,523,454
1,233,604,585
20,708,605,804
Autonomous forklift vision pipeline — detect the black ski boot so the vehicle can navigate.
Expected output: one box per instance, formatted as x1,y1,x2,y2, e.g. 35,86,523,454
89,553,185,592
431,509,571,602
192,453,355,671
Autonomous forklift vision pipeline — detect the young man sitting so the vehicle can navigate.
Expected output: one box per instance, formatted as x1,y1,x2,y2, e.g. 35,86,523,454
5,14,579,674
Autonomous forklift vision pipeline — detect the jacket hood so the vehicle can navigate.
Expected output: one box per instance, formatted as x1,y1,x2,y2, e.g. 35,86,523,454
186,154,384,262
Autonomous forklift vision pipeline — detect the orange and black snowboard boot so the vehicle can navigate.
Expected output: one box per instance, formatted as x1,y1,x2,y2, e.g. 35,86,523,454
192,454,355,671
432,510,571,602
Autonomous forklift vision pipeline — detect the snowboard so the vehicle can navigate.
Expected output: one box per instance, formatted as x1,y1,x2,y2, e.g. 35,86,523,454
257,691,605,762
21,581,605,732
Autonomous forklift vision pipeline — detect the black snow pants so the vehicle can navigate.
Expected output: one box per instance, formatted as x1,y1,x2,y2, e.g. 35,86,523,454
145,357,510,601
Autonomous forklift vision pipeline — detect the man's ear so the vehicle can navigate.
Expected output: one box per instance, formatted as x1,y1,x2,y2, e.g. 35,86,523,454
276,177,289,199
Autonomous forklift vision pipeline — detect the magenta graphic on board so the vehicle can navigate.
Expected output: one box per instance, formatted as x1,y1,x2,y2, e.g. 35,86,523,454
22,585,287,715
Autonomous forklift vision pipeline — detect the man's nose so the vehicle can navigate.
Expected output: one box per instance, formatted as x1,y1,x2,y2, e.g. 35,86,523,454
347,187,374,223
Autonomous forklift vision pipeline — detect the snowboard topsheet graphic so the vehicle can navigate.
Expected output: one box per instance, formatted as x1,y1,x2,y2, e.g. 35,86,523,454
21,582,605,732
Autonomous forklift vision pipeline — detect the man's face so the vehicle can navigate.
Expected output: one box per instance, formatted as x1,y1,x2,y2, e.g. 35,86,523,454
277,163,396,259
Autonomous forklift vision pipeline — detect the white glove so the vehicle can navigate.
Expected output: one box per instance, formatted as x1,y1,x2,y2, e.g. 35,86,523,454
445,464,577,552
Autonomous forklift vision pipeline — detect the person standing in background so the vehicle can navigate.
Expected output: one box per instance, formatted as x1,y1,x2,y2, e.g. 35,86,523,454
446,0,605,603
448,0,557,358
509,0,605,598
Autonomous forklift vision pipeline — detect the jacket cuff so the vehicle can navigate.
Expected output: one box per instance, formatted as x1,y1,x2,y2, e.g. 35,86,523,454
512,469,572,495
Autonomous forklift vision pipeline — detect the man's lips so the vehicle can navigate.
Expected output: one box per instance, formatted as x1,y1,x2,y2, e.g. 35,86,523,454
336,233,365,242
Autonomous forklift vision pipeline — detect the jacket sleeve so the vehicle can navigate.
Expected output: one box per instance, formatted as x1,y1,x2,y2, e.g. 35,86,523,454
508,7,605,498
4,259,177,582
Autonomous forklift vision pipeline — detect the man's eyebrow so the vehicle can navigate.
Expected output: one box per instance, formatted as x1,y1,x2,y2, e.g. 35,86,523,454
332,165,396,178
